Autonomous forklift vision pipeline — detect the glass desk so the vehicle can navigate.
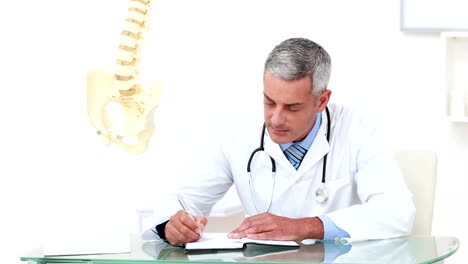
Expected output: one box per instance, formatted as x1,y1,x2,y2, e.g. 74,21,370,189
21,235,459,264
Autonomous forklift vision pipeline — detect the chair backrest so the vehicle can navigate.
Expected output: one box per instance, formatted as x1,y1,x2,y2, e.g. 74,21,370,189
394,149,437,236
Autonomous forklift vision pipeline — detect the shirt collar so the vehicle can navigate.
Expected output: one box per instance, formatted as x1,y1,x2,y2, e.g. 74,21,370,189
280,112,322,152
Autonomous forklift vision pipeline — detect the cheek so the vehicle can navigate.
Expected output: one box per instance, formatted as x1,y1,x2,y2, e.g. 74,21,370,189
293,111,314,127
263,106,272,118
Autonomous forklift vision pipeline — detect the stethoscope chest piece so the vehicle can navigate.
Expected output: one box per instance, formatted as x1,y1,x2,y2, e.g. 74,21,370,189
315,183,328,203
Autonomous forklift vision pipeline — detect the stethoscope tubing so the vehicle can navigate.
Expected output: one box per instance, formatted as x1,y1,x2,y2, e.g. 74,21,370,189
321,106,331,183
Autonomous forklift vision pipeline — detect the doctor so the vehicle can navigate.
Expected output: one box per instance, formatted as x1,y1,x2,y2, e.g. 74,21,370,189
145,37,415,246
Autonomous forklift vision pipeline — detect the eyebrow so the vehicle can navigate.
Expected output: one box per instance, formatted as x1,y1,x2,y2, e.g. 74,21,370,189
263,92,304,107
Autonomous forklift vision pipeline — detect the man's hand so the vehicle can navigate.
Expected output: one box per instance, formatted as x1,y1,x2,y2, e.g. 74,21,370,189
227,213,324,242
165,210,207,246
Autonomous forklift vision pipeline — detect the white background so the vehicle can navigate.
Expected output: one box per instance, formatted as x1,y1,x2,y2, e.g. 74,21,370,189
1,0,467,263
402,0,468,31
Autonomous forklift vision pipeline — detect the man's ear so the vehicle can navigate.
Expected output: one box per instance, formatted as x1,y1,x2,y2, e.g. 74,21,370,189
317,90,332,111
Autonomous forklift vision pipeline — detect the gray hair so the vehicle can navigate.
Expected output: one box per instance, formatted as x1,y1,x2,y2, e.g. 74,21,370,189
264,38,331,96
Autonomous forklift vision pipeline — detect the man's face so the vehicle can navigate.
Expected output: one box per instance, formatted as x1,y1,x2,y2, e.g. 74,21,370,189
263,71,330,144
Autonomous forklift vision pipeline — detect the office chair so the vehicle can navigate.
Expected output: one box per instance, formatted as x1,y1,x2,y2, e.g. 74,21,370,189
394,149,437,236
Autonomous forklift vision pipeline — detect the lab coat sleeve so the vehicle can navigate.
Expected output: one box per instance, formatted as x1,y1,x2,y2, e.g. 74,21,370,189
166,125,233,216
174,126,235,217
141,123,235,237
327,110,415,241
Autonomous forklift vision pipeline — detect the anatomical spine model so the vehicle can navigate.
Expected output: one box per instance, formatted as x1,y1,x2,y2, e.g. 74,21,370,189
87,0,162,154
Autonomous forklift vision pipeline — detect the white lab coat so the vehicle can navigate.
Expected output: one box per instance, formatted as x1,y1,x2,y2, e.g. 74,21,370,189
148,103,415,241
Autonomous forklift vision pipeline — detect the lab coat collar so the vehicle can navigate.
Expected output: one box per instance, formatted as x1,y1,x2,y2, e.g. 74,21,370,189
264,131,294,173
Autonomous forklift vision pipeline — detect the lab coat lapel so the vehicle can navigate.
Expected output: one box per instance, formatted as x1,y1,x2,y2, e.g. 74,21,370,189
298,129,329,175
298,111,332,175
263,132,295,172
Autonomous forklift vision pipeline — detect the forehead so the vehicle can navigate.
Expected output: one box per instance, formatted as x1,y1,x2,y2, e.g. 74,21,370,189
263,71,313,103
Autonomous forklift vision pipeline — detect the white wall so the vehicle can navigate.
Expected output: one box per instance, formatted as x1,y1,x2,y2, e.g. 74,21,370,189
1,0,466,263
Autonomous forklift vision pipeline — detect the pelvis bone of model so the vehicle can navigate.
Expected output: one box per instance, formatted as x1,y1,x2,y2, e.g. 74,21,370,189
87,0,162,154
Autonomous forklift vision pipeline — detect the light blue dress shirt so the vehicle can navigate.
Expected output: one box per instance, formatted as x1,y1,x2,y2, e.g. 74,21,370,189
279,113,350,240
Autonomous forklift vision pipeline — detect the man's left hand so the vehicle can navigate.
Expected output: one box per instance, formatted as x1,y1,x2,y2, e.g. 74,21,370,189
227,212,324,242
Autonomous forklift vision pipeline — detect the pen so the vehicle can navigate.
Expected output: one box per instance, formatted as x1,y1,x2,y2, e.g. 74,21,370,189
176,193,204,237
177,193,196,220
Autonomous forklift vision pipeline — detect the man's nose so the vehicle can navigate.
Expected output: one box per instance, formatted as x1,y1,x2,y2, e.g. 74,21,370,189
270,107,286,126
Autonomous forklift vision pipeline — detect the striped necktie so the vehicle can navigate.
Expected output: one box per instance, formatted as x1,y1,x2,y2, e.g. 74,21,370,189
284,144,307,170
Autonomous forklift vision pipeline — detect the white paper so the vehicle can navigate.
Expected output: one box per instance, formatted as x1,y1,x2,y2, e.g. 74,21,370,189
185,233,298,250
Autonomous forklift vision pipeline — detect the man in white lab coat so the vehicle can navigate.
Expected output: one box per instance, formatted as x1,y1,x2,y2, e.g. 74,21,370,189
144,37,415,246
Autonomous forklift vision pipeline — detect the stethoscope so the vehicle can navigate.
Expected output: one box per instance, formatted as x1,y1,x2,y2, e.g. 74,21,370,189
246,107,331,213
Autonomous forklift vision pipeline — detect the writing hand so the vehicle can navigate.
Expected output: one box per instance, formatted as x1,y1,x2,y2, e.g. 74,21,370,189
228,212,323,242
165,210,207,246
